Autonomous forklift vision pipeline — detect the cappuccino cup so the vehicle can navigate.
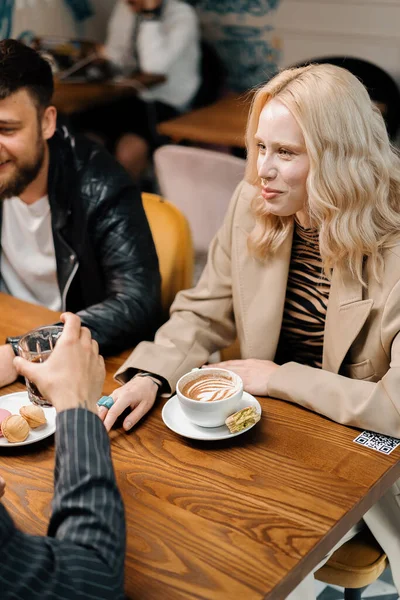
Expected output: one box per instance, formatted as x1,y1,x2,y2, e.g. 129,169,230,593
176,368,243,427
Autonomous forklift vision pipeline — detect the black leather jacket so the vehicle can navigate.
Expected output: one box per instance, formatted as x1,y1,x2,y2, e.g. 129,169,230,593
3,126,161,355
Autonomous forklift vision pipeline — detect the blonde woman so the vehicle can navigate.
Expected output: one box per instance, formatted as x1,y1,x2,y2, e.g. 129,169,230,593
100,64,400,597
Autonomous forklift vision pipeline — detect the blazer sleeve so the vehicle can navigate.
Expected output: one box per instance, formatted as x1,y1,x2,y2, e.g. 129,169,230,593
0,409,125,600
114,181,246,392
268,278,400,438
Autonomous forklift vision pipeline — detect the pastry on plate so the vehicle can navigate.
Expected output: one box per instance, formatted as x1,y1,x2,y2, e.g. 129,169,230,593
1,414,30,443
225,406,261,434
20,404,47,428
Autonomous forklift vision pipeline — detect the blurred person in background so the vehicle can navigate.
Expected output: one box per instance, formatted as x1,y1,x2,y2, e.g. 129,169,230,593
99,63,400,598
0,312,125,599
0,39,162,389
74,0,201,183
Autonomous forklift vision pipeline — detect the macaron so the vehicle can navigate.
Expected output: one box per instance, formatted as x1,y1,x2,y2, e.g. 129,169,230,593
19,405,46,428
0,408,11,437
1,414,30,443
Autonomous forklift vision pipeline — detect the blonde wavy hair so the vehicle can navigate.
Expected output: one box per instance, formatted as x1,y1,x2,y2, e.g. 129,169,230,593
246,63,400,284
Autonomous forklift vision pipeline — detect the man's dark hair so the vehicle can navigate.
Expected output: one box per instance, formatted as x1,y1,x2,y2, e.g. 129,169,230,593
0,39,54,111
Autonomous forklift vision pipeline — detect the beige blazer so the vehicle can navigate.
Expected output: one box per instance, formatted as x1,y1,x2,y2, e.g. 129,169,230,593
116,180,400,438
116,180,400,585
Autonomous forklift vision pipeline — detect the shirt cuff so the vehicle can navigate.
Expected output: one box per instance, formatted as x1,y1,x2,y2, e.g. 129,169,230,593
55,408,110,458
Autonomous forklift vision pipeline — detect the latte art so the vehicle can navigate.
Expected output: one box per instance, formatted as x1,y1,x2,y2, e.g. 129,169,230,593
181,374,237,402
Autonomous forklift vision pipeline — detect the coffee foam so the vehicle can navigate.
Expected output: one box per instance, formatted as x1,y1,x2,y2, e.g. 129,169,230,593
181,374,238,402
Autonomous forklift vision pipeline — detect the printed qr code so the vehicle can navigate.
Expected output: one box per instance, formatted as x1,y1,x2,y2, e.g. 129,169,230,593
353,431,400,454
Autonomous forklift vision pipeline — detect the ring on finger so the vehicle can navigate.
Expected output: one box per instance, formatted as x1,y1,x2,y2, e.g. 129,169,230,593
97,395,114,410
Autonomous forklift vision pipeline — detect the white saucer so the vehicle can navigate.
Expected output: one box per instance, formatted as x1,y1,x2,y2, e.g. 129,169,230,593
0,391,56,447
162,391,262,441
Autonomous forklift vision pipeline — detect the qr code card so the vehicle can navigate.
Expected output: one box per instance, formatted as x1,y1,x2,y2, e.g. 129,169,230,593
353,431,400,455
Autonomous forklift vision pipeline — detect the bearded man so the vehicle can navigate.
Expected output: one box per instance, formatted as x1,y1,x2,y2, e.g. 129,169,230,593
0,39,162,388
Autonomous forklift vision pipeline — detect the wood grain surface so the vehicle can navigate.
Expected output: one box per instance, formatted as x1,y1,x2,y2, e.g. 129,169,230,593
0,293,399,599
53,73,166,115
157,93,251,148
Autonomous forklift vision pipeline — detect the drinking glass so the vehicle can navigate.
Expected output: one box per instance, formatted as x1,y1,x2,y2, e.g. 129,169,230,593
17,325,63,406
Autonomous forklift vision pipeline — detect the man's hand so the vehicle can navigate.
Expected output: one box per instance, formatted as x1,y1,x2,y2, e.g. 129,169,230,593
0,344,18,388
94,43,108,60
0,475,5,500
141,0,162,10
205,359,280,397
13,313,105,414
126,0,162,13
98,375,158,431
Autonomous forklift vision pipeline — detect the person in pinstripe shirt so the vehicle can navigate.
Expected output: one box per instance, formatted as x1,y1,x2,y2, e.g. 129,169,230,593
0,312,125,599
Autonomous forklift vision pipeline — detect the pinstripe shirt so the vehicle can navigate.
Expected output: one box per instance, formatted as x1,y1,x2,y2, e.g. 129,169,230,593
0,409,125,599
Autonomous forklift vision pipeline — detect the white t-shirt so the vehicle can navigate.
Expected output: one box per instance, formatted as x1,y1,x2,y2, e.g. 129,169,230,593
0,196,62,311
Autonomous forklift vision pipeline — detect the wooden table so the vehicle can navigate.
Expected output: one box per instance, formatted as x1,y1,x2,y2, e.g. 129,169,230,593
53,73,165,115
158,93,251,148
1,293,400,599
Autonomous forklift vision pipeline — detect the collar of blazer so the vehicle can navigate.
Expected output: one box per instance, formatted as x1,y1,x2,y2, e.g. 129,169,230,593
323,266,373,374
234,185,373,374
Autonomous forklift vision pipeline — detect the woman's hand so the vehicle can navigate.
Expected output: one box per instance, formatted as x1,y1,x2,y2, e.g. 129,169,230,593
206,359,280,396
99,376,159,432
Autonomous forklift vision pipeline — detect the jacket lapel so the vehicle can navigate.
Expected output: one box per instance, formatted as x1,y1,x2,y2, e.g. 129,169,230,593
323,267,373,374
235,186,373,372
235,220,294,359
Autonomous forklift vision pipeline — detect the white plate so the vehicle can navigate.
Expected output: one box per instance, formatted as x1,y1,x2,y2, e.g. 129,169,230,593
162,391,262,441
0,392,56,447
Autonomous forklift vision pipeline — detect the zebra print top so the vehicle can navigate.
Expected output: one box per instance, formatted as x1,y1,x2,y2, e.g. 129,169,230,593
275,220,331,368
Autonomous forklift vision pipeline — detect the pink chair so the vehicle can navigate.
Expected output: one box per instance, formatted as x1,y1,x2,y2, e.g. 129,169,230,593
154,145,246,254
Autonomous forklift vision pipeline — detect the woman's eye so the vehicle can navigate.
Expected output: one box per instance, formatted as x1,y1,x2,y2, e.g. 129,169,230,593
279,148,293,157
0,129,15,135
257,142,266,152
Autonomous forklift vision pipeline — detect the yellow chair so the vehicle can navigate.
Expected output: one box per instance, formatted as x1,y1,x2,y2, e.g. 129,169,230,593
142,193,194,315
315,529,389,600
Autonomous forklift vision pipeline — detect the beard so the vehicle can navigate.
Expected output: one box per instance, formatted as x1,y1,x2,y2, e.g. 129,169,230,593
0,136,46,202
